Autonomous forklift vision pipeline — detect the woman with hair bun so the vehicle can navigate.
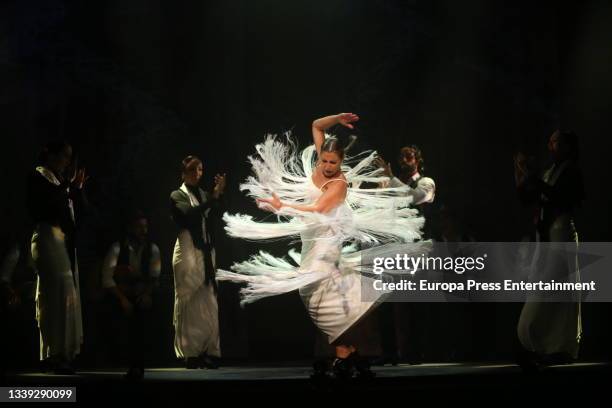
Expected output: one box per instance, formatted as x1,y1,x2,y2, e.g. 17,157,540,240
170,156,226,369
218,113,429,378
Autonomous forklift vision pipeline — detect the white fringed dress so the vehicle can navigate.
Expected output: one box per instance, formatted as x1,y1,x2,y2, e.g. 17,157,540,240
218,135,428,343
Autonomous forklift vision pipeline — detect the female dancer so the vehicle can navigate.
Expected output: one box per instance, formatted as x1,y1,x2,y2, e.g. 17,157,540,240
219,113,427,377
170,156,226,368
27,141,87,374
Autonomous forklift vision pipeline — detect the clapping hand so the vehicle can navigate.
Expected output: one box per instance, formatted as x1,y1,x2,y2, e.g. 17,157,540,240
213,173,227,197
374,156,393,178
514,152,529,186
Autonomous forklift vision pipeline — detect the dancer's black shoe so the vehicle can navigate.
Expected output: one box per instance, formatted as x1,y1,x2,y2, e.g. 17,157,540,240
185,357,200,369
200,354,220,369
332,356,354,380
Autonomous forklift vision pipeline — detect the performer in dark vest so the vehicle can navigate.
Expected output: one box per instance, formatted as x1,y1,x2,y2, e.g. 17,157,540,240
101,210,161,379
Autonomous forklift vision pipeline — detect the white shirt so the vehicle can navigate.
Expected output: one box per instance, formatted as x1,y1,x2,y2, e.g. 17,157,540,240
388,172,436,205
101,241,161,289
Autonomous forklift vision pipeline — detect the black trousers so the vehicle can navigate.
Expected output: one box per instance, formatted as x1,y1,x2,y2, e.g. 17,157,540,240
103,292,154,368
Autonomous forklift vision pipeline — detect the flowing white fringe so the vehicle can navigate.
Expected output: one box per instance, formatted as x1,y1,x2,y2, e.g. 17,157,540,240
219,133,428,304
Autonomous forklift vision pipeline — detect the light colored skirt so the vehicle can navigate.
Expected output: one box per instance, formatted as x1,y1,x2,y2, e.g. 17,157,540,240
517,215,581,357
31,224,83,361
172,230,220,358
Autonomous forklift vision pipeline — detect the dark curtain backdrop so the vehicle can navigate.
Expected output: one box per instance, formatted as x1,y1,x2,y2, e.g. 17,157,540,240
1,0,611,365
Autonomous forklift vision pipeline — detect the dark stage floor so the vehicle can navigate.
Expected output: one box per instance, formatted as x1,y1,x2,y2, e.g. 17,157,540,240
3,361,611,399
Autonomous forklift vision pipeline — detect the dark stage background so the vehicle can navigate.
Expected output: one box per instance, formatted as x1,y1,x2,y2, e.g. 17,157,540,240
1,0,611,367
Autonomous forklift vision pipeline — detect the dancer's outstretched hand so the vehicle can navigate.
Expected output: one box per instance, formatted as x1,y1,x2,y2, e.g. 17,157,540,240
338,113,359,129
257,193,282,211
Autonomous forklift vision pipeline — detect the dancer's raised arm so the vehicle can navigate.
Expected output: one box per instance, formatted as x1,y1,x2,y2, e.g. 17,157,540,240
312,113,359,155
